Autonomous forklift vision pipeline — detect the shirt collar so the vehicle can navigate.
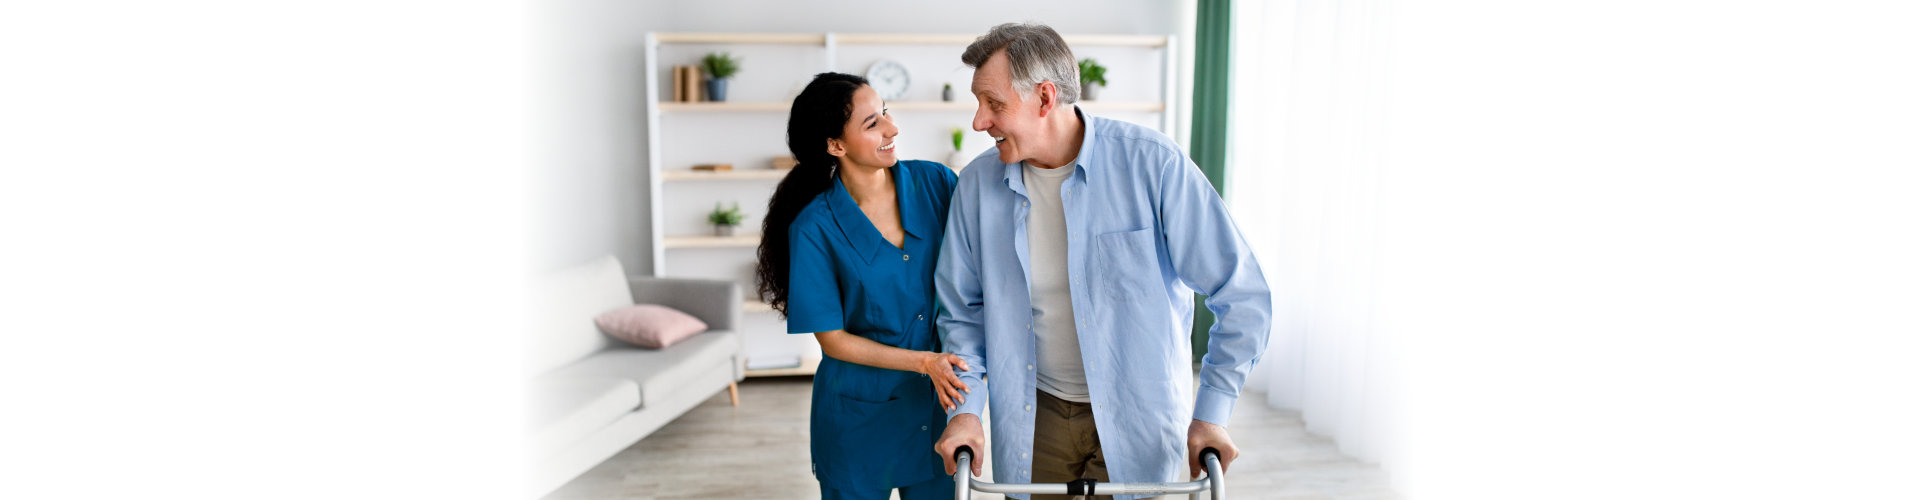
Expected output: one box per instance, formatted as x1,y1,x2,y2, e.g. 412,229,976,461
893,162,927,240
1001,105,1099,193
826,162,918,265
1068,105,1098,176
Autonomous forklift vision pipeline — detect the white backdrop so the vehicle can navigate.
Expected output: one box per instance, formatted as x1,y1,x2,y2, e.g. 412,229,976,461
1224,0,1920,498
1228,0,1402,472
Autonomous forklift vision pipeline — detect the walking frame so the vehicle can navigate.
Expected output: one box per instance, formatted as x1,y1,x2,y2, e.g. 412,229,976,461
951,446,1226,499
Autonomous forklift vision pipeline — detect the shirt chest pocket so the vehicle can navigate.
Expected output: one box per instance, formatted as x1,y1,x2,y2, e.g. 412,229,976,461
1094,228,1160,311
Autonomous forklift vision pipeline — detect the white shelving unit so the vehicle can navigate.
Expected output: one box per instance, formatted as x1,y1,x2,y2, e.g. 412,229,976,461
644,32,1178,377
660,100,1167,113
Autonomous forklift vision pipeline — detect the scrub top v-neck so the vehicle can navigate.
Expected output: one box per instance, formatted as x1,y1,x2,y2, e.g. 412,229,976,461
785,159,958,491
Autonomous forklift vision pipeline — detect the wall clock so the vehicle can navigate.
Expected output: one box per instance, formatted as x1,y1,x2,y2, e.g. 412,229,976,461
865,59,911,101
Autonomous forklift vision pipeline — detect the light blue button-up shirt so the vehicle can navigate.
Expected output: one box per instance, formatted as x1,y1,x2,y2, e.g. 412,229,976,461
937,107,1271,497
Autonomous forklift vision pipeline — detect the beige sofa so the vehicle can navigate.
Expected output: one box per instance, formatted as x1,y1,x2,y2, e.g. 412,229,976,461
523,255,744,498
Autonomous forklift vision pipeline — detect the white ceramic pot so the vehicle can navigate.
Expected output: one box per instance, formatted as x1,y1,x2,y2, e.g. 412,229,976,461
948,150,972,170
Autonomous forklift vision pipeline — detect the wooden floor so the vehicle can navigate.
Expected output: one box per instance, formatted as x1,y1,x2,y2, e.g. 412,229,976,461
545,377,1401,500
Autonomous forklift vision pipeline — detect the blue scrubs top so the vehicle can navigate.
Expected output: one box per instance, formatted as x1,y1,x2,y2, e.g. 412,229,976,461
787,160,958,491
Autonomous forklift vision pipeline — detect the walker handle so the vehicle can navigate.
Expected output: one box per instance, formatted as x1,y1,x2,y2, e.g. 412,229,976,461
1200,447,1226,499
952,445,975,500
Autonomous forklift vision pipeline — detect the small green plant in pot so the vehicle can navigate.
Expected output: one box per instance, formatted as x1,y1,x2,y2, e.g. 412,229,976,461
1078,58,1108,101
701,52,741,102
947,127,971,170
708,201,745,236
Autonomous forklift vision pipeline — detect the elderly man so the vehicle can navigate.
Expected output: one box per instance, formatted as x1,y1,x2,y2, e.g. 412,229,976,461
933,22,1272,500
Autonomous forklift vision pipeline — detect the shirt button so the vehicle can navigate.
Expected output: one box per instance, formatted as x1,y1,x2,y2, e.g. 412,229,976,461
1023,201,1029,207
1027,364,1034,371
1022,471,1029,477
917,314,924,320
1024,404,1032,412
922,425,929,431
1021,452,1028,459
903,254,910,261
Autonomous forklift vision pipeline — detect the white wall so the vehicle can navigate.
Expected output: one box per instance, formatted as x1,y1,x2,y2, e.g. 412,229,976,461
529,0,1183,273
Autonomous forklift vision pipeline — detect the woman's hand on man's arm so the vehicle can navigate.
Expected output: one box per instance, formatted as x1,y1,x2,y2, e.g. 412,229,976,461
813,330,971,410
916,352,970,411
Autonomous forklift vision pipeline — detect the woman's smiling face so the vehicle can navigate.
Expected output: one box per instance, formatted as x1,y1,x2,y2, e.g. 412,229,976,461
831,85,899,170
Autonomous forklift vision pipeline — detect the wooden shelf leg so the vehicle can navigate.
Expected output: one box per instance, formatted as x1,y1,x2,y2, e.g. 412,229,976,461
728,382,740,406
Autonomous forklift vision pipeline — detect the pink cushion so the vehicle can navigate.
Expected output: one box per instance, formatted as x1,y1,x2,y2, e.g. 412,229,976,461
594,304,708,349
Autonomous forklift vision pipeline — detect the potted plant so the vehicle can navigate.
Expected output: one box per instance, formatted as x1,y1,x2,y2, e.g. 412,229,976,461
947,127,970,169
701,52,741,102
942,82,955,102
1078,58,1108,101
707,201,745,236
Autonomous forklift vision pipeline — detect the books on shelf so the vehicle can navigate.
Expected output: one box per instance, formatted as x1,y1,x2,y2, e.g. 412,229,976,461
672,65,685,102
772,156,799,170
671,65,705,102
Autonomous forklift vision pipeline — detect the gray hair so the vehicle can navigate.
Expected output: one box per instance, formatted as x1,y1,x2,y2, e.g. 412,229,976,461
962,23,1080,105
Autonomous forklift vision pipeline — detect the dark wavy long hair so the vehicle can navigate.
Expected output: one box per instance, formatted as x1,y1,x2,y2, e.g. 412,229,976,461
756,72,868,317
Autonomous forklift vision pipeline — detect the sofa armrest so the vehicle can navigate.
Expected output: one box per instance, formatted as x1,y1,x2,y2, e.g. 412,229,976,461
626,276,740,332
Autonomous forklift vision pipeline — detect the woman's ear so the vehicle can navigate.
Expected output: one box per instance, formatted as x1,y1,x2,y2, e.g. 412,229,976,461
826,138,846,158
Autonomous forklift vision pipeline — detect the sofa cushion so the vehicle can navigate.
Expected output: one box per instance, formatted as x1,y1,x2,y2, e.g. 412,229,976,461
526,255,636,376
595,304,708,349
541,329,739,409
526,375,641,458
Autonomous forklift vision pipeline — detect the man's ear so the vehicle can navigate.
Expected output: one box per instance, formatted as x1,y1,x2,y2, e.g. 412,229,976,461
1035,80,1057,117
826,138,846,157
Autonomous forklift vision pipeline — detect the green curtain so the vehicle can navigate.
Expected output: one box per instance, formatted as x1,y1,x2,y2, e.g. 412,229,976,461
1190,0,1232,363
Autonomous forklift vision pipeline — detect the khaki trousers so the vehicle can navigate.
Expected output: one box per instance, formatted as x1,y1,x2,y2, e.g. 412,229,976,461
1032,390,1162,500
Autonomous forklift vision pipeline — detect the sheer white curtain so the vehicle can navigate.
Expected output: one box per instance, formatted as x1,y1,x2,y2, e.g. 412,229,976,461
1225,1,1920,496
1226,0,1402,473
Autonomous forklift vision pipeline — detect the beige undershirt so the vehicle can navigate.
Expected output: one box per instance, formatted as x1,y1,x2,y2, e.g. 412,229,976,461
1024,161,1089,403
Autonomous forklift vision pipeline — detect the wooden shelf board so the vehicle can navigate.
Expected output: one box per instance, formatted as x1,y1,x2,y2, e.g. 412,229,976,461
654,33,1166,47
1079,101,1167,112
663,235,761,248
659,101,788,112
743,300,775,313
889,101,976,111
664,101,1163,113
663,169,791,181
1060,34,1171,47
655,33,826,45
834,34,980,45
